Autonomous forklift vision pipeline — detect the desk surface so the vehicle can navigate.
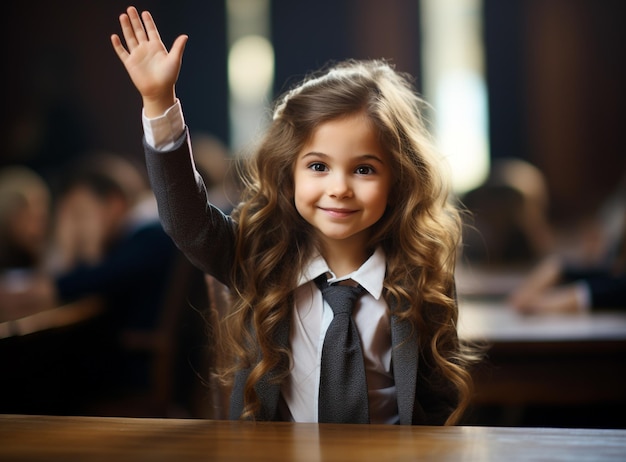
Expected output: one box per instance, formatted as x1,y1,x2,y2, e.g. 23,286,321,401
1,415,625,462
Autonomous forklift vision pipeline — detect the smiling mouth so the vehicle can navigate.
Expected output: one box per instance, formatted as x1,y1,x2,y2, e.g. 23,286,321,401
320,207,358,218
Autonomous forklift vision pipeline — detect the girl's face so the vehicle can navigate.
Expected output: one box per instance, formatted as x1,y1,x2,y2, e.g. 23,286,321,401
293,113,392,252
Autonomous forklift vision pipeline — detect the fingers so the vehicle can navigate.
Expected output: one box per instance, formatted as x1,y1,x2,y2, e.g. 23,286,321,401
117,9,137,50
127,6,148,43
141,10,162,43
112,6,167,63
170,35,189,62
115,6,150,52
110,34,129,61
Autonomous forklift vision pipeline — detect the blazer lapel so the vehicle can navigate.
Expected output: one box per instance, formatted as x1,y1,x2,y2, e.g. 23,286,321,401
390,300,419,425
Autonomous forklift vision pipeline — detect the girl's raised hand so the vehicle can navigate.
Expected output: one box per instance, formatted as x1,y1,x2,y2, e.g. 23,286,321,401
111,6,188,117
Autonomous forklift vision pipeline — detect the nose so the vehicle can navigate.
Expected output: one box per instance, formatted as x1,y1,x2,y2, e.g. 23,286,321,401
327,172,353,198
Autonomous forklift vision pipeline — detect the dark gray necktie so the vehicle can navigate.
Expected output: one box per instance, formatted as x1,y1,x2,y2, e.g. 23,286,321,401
315,275,369,424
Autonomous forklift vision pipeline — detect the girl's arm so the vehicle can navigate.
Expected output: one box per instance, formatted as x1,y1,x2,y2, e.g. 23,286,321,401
144,132,237,286
112,7,236,285
111,6,188,118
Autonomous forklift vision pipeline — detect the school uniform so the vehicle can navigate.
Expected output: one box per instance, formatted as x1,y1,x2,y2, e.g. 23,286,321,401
142,104,458,425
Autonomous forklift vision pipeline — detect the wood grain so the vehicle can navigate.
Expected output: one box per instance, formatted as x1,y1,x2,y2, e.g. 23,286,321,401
1,414,625,461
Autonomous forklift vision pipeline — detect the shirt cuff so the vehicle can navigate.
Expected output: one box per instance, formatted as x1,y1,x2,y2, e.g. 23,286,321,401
142,99,186,151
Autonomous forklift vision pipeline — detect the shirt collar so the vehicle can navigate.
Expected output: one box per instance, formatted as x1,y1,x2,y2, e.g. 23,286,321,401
297,246,386,300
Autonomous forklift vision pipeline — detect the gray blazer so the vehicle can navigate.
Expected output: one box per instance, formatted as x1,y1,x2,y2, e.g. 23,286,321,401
144,130,457,425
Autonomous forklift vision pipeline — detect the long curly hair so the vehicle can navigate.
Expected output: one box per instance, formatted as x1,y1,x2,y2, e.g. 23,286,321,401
222,59,476,425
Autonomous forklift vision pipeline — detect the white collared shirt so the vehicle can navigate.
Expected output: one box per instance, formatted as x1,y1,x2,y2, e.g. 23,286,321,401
285,247,397,424
143,103,398,424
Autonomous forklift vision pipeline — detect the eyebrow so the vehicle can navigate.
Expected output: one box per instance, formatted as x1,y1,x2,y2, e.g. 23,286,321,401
300,151,386,164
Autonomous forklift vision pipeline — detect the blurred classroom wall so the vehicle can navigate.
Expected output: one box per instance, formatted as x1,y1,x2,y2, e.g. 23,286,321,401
3,0,625,226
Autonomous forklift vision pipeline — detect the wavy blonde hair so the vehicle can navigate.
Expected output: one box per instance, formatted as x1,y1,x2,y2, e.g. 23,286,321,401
223,59,476,425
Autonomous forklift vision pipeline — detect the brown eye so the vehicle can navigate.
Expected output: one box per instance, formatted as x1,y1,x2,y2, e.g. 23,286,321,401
355,166,375,175
308,162,328,172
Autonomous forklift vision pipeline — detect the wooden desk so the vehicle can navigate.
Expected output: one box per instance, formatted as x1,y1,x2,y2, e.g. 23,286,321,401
458,300,626,426
1,414,625,461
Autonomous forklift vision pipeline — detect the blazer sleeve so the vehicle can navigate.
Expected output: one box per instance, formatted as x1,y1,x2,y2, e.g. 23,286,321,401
143,129,237,286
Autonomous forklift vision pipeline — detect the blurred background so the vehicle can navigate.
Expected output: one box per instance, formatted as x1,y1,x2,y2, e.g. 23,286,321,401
1,0,625,427
3,0,625,220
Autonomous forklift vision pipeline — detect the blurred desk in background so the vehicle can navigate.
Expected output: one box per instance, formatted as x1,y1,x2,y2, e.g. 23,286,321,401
0,297,109,415
458,300,626,427
0,297,104,339
455,265,526,300
459,299,626,343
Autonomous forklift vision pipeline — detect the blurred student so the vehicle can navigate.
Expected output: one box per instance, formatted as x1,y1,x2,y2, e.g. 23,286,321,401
456,159,555,298
460,158,554,269
47,152,180,395
49,153,177,319
0,166,51,270
0,166,55,319
510,176,626,314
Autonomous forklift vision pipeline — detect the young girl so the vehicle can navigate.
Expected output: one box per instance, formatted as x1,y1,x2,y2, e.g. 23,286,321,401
111,6,476,425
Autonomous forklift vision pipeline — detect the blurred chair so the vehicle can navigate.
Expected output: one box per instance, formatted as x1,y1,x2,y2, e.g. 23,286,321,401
117,251,207,417
197,274,233,420
120,254,197,416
